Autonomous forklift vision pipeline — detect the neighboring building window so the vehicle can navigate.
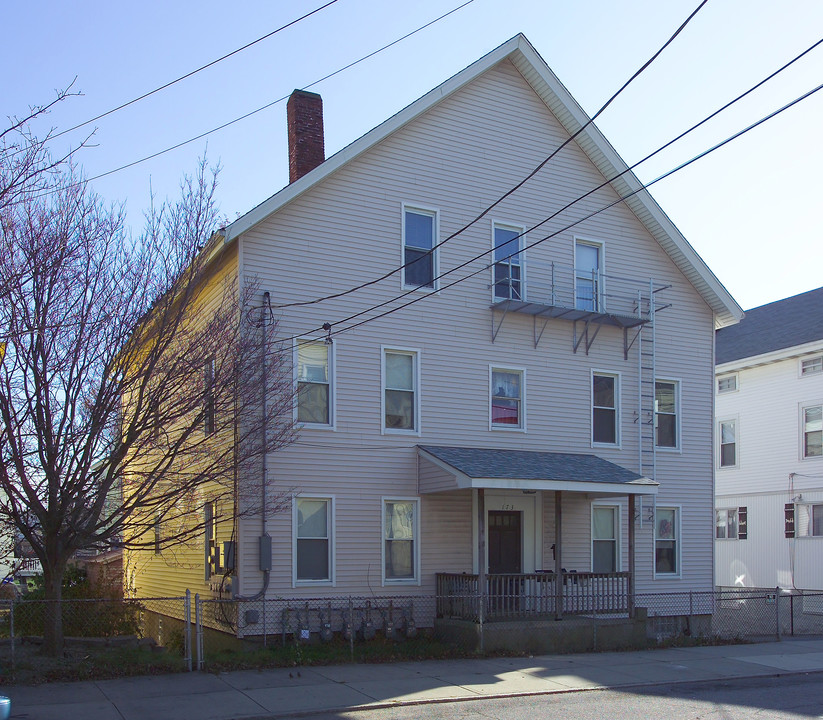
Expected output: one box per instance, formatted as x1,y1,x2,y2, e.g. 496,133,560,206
719,419,737,467
295,498,332,582
716,508,738,539
801,356,823,376
592,373,618,445
575,240,601,311
204,358,215,436
154,513,162,555
803,405,822,458
592,505,618,573
383,499,418,583
205,501,219,580
490,367,524,429
655,507,678,575
717,374,738,393
796,504,823,537
493,224,523,300
403,207,436,289
296,340,332,426
383,349,419,433
655,380,678,449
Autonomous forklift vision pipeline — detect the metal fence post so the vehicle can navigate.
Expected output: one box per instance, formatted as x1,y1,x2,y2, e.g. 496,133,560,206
195,593,203,670
184,590,192,672
775,587,781,640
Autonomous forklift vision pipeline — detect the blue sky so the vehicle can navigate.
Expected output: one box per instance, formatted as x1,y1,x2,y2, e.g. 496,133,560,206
5,0,822,309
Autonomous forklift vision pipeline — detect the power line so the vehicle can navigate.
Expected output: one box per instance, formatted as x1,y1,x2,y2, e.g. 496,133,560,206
274,0,710,310
259,75,823,356
51,1,341,141
29,0,476,197
332,80,823,339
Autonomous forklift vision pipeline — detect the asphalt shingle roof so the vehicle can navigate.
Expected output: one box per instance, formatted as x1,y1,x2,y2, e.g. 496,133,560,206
716,287,823,365
418,446,656,486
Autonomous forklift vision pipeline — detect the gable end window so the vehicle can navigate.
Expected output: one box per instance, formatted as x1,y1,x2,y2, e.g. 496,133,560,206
490,367,524,430
801,356,823,377
592,373,618,445
403,208,437,289
383,349,419,433
575,240,602,311
296,339,333,426
655,380,679,449
493,224,523,300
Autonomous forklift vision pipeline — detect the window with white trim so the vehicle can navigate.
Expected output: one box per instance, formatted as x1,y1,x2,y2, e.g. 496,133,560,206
490,367,524,429
295,497,332,583
575,240,602,311
719,419,737,467
655,380,678,449
716,508,738,539
383,499,418,582
796,503,823,537
717,374,738,394
296,339,332,426
383,349,419,433
592,373,618,445
403,207,436,289
803,405,822,458
592,505,618,573
655,507,679,575
801,356,823,377
493,224,523,300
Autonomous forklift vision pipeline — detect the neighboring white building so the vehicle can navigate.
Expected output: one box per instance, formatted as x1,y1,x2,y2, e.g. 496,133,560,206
131,34,742,630
715,287,823,590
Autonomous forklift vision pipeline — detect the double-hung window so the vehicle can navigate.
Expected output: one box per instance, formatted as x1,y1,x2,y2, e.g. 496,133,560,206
403,207,437,289
592,505,618,573
716,508,738,539
655,507,679,575
490,367,524,429
717,374,738,393
296,339,333,426
383,498,418,583
493,224,523,300
655,380,679,449
295,497,332,583
592,373,618,445
383,349,419,433
803,405,822,458
575,240,602,311
719,419,737,467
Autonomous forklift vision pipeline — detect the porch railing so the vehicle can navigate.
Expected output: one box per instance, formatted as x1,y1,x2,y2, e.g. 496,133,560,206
436,571,630,621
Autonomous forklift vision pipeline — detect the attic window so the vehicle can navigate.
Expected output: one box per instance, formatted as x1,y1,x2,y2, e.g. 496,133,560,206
801,356,823,377
717,375,738,394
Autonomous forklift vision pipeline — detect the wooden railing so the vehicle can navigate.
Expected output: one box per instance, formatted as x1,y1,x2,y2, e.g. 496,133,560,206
436,571,631,621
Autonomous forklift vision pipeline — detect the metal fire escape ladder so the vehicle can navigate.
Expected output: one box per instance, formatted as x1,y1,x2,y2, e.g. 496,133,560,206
637,280,657,527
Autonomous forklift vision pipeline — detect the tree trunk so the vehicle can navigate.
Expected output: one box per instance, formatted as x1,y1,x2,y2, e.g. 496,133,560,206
42,561,67,656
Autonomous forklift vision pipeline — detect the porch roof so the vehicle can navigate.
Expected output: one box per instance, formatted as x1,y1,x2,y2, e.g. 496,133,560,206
417,445,658,496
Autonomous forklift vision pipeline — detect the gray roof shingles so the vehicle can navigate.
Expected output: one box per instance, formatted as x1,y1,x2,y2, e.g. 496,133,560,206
418,445,656,486
716,286,823,365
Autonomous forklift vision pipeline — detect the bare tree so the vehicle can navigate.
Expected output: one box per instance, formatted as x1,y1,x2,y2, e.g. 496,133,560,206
0,149,295,655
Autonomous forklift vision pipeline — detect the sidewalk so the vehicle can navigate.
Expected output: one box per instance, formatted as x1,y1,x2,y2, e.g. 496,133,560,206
6,637,823,720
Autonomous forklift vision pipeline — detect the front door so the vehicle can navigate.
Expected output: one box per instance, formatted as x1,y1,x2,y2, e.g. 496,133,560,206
488,510,522,574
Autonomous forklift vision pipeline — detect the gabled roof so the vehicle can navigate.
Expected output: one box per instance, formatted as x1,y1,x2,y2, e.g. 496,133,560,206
716,286,823,365
225,34,742,328
418,445,657,496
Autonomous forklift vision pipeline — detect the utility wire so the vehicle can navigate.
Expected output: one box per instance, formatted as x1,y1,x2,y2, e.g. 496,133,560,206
273,0,710,310
260,76,823,356
51,1,341,141
29,0,476,196
332,81,823,339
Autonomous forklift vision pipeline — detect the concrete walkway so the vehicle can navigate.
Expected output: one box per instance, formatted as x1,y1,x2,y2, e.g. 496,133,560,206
6,638,823,720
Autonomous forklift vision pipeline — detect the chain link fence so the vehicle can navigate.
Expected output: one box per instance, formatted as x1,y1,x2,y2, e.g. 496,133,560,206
0,594,192,675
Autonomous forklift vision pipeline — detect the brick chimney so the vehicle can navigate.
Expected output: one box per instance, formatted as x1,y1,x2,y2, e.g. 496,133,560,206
287,90,325,183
